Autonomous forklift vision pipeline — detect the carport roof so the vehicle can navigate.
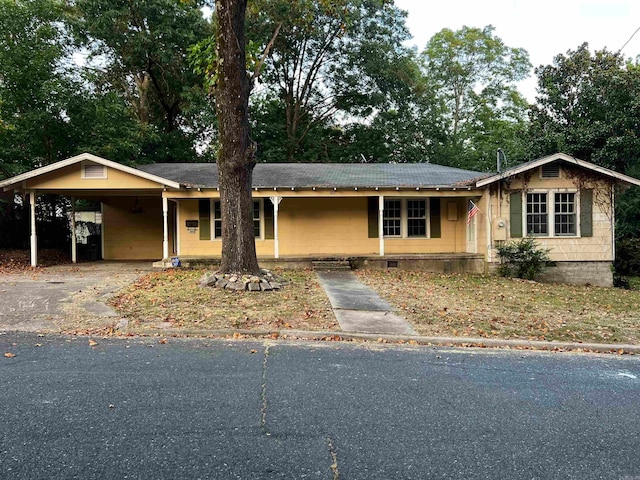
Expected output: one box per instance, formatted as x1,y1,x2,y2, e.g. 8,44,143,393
138,162,486,189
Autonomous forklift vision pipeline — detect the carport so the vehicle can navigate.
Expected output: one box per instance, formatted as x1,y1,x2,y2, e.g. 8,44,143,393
0,153,181,266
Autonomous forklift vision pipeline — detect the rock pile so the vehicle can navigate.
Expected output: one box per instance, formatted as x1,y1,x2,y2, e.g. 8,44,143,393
200,269,286,292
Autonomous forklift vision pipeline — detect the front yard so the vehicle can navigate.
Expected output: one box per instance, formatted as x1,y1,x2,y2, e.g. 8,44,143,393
109,266,640,345
356,270,640,344
110,268,338,333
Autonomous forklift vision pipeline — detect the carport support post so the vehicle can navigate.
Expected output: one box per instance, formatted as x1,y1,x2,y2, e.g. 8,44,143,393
378,195,385,256
162,196,169,260
270,196,282,258
29,190,37,267
71,196,77,263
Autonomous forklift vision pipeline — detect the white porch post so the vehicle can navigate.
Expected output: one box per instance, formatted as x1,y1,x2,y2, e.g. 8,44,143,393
162,195,169,260
378,195,385,256
71,196,77,263
29,190,37,267
270,196,282,258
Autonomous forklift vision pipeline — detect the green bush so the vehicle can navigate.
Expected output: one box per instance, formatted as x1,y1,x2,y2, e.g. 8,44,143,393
496,237,551,280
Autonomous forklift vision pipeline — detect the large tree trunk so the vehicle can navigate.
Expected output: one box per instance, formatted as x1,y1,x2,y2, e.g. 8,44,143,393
215,0,260,274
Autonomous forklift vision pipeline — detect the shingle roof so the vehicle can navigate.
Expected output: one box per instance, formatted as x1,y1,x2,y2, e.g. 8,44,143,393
137,162,486,189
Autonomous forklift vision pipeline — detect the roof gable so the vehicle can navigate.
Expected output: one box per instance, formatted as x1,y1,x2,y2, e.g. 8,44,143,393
0,153,181,191
476,153,640,187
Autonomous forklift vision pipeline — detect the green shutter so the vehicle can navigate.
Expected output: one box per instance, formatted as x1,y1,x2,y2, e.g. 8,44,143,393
510,191,523,238
264,200,274,239
580,189,593,237
367,197,378,238
430,198,441,238
199,199,211,241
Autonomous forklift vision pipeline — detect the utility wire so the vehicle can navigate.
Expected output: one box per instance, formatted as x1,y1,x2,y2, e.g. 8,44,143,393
619,26,640,53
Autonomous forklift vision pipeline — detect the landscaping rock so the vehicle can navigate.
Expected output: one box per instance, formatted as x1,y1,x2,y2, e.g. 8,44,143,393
200,268,288,292
199,272,217,287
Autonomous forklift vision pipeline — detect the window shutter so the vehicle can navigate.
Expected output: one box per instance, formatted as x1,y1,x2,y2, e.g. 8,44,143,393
430,198,441,238
199,199,211,240
510,191,522,238
367,197,378,238
580,189,593,237
264,200,274,239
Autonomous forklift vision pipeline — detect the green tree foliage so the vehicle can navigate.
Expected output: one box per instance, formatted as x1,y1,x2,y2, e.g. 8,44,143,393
0,0,78,174
246,0,422,162
529,44,640,172
69,0,215,162
421,25,532,170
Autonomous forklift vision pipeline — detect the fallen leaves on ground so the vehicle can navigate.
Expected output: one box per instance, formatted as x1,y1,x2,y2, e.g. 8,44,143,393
109,268,337,332
356,270,640,345
0,249,70,274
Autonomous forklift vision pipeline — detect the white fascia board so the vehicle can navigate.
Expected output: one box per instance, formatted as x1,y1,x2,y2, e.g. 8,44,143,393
476,152,640,188
0,152,182,191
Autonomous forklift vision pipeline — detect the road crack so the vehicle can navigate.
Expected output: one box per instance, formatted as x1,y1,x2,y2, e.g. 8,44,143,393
327,436,339,479
260,344,270,435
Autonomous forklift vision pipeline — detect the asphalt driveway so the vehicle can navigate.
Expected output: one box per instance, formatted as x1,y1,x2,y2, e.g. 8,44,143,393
0,262,153,332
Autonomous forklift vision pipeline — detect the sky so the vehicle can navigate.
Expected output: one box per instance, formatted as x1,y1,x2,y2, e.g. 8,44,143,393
393,0,640,101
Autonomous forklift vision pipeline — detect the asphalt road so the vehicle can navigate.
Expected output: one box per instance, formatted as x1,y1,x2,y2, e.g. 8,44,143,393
1,333,639,479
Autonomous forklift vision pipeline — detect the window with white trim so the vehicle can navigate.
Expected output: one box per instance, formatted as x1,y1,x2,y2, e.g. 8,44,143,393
383,198,430,238
212,199,263,239
383,199,402,236
526,193,548,236
407,200,427,237
554,192,576,236
525,191,577,237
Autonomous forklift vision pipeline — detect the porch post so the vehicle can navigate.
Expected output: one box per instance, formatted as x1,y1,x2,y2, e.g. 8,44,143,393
378,195,384,256
29,190,37,267
270,196,282,259
162,196,169,260
71,196,77,263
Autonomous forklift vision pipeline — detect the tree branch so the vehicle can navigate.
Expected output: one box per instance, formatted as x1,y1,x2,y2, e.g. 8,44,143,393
253,22,282,80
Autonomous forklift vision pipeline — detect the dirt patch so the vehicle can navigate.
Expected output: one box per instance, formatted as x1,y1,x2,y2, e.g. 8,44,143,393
109,268,338,333
356,270,640,345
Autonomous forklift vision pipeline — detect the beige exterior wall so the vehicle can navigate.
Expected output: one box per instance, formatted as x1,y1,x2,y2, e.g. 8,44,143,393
174,195,477,257
278,197,377,255
102,197,163,260
489,167,614,263
24,162,166,191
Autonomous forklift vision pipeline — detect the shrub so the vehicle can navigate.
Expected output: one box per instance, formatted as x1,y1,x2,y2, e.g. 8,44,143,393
615,237,640,277
496,237,551,280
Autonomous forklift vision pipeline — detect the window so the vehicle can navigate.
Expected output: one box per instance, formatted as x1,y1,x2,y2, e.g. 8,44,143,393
407,200,426,237
383,199,401,236
383,198,430,238
526,193,548,236
524,191,577,237
554,192,576,236
212,200,262,239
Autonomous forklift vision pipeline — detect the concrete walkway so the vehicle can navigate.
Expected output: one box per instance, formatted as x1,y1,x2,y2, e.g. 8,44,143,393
316,271,416,335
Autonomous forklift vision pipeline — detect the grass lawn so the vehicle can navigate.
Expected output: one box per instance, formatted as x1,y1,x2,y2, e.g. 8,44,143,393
110,268,338,333
356,270,640,344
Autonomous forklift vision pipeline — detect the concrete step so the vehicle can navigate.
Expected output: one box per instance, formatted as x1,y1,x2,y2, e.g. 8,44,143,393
312,260,352,271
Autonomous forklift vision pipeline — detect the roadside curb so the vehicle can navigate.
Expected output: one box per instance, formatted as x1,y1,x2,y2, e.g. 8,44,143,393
119,326,640,354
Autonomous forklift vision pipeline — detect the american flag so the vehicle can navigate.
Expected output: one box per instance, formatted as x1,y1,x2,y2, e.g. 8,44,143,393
467,200,479,224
